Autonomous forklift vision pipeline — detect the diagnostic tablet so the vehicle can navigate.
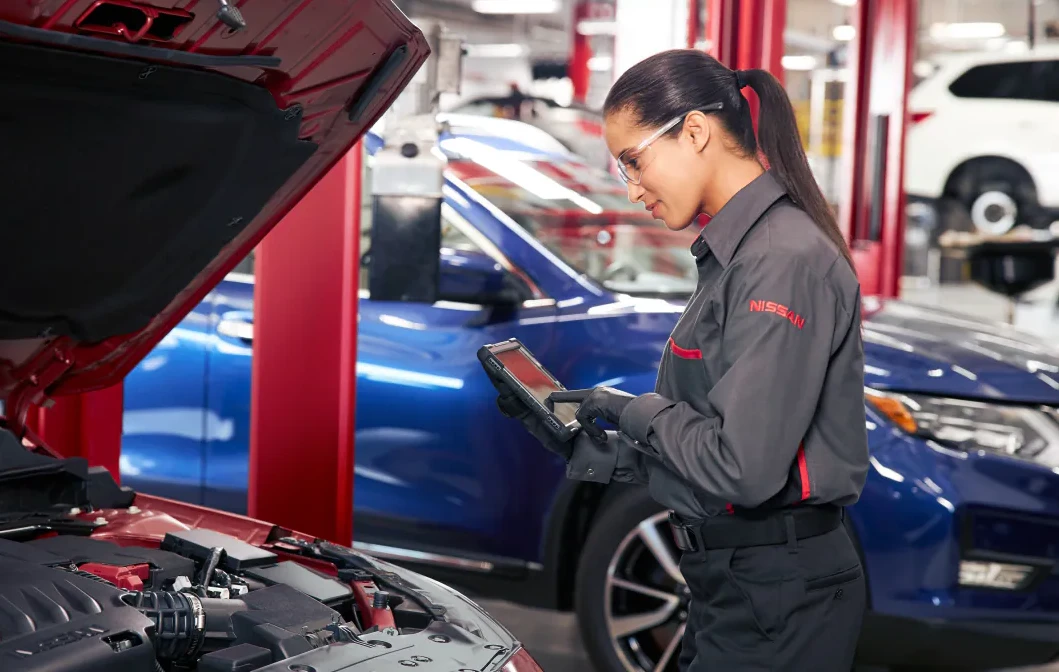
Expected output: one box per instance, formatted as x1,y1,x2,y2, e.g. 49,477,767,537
478,338,581,442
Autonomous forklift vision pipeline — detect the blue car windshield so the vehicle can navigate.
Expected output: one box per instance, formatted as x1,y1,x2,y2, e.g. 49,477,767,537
448,157,700,297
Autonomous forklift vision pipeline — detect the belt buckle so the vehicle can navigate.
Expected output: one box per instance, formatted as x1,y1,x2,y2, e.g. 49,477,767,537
667,511,698,552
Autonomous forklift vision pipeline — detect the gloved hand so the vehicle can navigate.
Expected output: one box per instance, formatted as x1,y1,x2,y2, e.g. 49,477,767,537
486,371,576,460
551,386,636,443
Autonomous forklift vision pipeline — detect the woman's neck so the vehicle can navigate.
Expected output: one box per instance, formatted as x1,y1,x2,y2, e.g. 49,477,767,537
701,159,765,218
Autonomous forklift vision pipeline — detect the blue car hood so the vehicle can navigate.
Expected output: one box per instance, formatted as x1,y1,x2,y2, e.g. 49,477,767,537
861,297,1059,404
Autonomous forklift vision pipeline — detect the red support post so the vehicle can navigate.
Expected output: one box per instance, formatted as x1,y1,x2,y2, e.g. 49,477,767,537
248,146,362,545
687,0,701,49
760,0,787,83
839,0,917,298
570,1,592,104
707,0,736,65
707,0,786,127
25,384,124,480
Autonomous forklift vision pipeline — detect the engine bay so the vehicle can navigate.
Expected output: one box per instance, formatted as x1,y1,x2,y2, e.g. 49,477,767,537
0,430,521,671
0,533,389,672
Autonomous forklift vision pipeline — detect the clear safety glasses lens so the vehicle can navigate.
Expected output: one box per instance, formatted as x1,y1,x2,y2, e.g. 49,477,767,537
618,144,658,185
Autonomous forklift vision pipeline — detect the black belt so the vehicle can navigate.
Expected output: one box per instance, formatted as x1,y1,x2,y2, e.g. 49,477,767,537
668,504,843,552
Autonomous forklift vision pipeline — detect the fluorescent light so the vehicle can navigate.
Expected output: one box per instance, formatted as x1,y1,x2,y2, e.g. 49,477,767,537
833,24,856,41
472,0,559,14
929,22,1005,40
576,19,618,36
463,43,526,58
782,55,817,71
913,60,936,78
587,55,613,71
831,0,856,5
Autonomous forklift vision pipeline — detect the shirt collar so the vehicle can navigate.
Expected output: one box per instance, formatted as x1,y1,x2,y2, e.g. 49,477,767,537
696,170,787,268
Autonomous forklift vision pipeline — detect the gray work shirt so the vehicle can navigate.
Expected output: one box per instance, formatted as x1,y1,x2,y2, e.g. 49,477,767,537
567,170,869,520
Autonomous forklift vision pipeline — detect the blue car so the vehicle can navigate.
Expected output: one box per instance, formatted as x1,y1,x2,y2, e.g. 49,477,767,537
122,116,1059,672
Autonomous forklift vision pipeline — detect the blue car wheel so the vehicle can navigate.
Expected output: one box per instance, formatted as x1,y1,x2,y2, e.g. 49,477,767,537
575,487,685,672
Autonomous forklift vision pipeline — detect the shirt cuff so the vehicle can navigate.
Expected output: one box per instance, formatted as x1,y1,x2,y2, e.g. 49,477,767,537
566,432,620,483
619,393,676,446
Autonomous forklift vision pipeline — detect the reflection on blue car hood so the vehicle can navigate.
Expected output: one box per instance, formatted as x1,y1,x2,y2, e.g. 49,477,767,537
859,297,1059,403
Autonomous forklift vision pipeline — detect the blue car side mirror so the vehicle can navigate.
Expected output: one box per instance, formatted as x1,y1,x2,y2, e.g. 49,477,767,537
438,248,527,305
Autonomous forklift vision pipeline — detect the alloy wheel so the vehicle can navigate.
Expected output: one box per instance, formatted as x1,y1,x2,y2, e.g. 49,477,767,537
603,512,688,672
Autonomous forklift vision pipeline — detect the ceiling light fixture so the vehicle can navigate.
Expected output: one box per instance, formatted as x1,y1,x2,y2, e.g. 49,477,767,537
782,54,818,71
472,0,560,14
463,43,527,58
587,55,613,71
833,24,856,41
576,19,618,36
929,22,1006,40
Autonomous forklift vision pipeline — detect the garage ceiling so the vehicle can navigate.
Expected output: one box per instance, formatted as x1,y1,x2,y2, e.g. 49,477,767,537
396,0,574,60
395,0,1059,67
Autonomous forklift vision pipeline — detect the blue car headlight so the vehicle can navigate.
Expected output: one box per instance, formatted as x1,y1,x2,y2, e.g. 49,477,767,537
866,389,1059,467
867,389,1059,590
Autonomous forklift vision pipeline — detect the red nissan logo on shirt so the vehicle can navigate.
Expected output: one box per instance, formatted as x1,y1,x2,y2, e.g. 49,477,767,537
749,299,806,329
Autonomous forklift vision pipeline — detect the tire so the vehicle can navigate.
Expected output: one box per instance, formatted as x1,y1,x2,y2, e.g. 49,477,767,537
941,159,1043,237
575,486,685,672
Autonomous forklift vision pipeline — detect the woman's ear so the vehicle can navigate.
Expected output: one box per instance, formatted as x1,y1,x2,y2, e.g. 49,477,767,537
682,110,711,153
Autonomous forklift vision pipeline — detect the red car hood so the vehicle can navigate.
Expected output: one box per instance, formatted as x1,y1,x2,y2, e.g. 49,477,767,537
0,1,428,431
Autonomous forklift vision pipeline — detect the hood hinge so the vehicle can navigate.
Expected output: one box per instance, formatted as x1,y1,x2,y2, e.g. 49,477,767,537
4,340,75,440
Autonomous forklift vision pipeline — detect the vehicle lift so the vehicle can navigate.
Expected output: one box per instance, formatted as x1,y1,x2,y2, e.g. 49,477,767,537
33,0,918,545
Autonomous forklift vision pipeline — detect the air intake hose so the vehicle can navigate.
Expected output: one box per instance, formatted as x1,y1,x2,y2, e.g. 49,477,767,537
121,591,247,663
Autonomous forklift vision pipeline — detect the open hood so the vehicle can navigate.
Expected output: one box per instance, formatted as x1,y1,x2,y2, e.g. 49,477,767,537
0,1,428,432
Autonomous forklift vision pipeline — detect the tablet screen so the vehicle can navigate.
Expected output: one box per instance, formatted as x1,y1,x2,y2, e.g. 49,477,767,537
494,346,578,426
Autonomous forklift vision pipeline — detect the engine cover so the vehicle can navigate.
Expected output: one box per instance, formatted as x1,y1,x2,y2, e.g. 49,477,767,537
0,558,156,672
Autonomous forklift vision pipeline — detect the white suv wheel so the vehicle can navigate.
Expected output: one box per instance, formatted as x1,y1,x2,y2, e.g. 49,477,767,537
969,190,1018,236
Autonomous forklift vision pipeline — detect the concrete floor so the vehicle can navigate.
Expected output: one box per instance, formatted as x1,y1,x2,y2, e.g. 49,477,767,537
481,279,1059,672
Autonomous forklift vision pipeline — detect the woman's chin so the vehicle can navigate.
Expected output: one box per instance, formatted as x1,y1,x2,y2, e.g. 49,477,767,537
663,215,695,232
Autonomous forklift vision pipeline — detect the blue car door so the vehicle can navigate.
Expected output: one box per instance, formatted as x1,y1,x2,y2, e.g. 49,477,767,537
195,202,559,562
120,295,212,503
353,201,558,560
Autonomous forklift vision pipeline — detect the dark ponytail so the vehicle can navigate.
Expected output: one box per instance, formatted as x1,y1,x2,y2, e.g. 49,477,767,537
604,50,854,270
740,69,853,269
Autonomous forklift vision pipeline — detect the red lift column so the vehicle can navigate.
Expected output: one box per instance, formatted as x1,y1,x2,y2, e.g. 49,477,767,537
705,0,785,75
248,148,362,546
570,1,592,104
706,0,786,123
25,384,123,481
839,0,917,297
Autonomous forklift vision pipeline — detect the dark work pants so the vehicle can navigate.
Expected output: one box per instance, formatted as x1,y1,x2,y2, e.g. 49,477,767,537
677,525,866,671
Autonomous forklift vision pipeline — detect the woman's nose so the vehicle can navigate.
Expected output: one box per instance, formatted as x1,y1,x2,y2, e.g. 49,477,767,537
627,181,645,203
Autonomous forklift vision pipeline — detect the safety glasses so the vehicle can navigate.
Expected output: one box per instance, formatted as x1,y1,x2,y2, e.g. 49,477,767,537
616,102,724,185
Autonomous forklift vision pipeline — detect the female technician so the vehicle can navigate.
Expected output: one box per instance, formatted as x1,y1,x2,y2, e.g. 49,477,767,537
490,49,869,671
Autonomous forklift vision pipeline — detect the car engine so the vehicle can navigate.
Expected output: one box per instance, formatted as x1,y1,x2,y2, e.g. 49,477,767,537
0,431,522,672
0,529,420,672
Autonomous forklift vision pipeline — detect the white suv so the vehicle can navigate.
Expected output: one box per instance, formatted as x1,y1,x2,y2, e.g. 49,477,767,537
905,46,1059,236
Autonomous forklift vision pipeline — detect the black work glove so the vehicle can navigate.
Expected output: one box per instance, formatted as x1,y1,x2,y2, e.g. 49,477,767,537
552,386,636,444
486,371,576,460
